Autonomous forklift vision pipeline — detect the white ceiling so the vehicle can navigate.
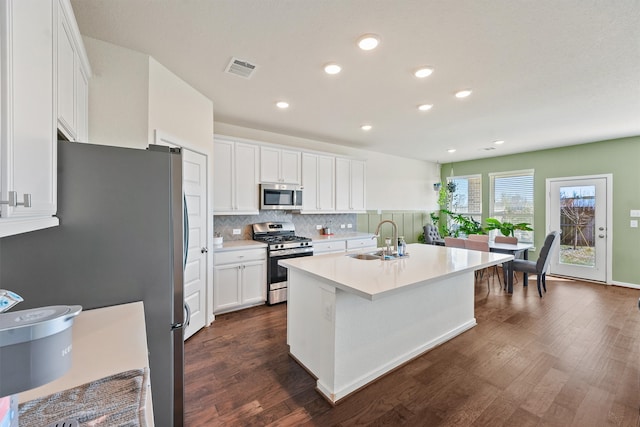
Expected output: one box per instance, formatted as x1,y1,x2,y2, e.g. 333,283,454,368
70,0,640,163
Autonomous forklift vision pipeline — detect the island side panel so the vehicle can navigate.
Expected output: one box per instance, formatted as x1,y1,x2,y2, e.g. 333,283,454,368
287,269,337,394
330,271,476,402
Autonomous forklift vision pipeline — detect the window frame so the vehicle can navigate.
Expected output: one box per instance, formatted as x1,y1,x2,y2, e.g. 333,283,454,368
489,169,535,242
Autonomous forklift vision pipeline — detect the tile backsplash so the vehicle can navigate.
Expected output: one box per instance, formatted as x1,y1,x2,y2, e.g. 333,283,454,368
214,212,358,240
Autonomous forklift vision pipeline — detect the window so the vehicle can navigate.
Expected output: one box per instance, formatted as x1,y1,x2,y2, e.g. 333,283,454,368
489,169,534,242
446,174,482,221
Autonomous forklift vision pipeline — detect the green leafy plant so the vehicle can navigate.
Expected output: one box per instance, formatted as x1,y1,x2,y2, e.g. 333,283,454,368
442,209,484,237
485,218,533,237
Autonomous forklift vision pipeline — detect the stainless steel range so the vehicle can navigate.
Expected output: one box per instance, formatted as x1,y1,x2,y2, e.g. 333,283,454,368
252,222,313,305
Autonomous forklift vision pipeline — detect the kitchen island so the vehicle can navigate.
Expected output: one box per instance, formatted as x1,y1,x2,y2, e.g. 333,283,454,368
280,243,512,404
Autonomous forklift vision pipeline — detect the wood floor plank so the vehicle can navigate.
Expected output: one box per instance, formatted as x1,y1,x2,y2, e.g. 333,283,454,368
184,276,640,426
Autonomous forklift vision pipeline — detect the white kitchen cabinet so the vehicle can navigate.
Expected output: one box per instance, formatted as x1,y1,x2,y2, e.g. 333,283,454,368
301,153,335,213
313,240,346,255
335,158,366,212
213,138,259,215
346,237,377,252
56,0,90,142
260,146,301,184
0,0,59,237
213,248,266,313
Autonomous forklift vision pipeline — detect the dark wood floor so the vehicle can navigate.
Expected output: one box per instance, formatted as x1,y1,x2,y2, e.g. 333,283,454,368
184,275,640,426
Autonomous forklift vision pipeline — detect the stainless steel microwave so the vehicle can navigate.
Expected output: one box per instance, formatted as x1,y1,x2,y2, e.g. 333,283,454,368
260,183,303,210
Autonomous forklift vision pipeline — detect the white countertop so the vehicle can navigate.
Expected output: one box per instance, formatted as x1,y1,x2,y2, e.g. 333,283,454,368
213,239,267,252
280,243,513,300
19,301,151,403
309,232,375,242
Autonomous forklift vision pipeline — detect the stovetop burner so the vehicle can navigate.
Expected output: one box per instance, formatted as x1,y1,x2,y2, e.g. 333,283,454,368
252,221,313,251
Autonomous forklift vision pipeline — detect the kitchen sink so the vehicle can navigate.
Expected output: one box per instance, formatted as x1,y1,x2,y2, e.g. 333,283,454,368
347,253,381,260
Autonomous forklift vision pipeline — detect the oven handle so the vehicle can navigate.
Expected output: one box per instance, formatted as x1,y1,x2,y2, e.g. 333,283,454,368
269,248,314,257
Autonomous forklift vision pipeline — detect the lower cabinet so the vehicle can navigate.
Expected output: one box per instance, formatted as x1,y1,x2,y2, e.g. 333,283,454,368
346,237,377,252
313,240,346,255
213,248,266,314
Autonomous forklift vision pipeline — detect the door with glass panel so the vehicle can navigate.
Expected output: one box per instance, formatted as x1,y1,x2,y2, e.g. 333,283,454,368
547,176,609,282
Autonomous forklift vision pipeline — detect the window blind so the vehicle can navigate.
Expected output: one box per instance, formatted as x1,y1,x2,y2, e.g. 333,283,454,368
489,169,534,242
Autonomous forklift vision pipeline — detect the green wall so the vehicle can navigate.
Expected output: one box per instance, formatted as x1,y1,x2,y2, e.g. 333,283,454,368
443,136,640,285
357,211,428,244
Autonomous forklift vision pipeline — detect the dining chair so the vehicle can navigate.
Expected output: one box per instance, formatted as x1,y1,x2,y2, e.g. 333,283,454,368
468,234,489,242
494,235,519,284
512,231,559,297
494,235,518,245
444,237,466,248
464,239,501,290
424,224,445,246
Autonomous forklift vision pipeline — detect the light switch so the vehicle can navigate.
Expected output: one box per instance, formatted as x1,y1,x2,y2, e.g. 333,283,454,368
631,220,638,228
631,210,640,217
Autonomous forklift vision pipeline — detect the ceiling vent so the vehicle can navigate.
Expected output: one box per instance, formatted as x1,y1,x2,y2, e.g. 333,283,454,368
225,57,258,79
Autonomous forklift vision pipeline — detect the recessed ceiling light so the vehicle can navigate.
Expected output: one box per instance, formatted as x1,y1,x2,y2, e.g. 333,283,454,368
418,104,433,111
493,140,505,145
357,34,380,51
276,101,289,109
455,89,472,98
414,67,434,78
361,124,372,131
447,149,456,153
324,63,342,75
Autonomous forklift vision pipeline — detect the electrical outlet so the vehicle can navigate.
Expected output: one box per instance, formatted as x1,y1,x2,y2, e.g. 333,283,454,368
316,225,323,230
340,224,346,229
232,228,241,235
631,220,638,228
347,223,353,229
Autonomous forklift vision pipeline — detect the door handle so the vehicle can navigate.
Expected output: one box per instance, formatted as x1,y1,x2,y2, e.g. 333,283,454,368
201,247,208,253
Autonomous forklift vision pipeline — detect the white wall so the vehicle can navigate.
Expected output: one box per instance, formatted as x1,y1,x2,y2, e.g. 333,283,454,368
148,58,214,152
83,36,149,148
215,122,440,211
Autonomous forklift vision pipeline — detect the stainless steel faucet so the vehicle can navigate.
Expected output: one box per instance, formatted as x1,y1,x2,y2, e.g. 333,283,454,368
373,220,398,255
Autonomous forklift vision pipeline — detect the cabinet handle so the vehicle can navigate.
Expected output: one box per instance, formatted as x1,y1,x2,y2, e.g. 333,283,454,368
0,191,31,208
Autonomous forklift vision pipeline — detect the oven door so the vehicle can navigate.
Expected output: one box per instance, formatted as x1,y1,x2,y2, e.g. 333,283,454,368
268,248,313,304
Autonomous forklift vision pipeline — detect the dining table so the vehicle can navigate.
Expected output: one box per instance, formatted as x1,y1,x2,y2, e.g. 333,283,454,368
488,241,535,293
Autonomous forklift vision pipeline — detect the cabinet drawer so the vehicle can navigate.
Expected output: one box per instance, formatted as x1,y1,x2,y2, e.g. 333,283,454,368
346,238,377,250
214,248,266,265
313,240,346,254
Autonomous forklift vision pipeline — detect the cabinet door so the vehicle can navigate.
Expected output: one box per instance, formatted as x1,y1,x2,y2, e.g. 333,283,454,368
213,140,234,212
259,146,281,183
56,3,75,140
234,143,258,212
241,260,266,305
350,160,366,211
1,0,57,221
213,264,241,312
317,155,335,211
335,158,351,211
280,149,301,184
301,153,318,211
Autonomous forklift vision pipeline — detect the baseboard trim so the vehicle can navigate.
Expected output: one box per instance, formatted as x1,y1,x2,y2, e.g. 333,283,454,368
611,280,640,290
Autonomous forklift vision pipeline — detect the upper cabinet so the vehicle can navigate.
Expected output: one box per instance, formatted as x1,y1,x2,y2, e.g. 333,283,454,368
213,138,259,215
335,158,366,213
56,0,90,142
260,146,301,184
0,0,58,237
0,0,89,238
301,153,335,213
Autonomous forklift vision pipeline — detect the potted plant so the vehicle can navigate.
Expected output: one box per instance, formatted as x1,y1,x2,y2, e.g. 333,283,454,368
485,218,533,237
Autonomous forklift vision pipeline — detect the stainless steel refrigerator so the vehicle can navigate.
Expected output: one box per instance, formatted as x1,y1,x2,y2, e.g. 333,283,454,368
0,141,187,427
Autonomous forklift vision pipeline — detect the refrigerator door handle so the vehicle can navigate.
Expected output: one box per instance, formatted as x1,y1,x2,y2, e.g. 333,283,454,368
183,194,189,270
184,302,191,328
